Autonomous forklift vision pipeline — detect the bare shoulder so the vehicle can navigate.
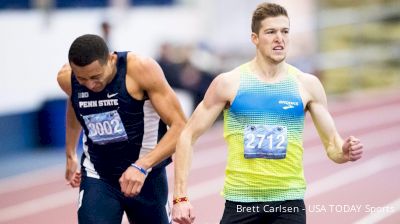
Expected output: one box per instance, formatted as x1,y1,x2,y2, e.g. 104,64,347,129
57,63,72,95
290,64,323,92
207,66,241,104
216,66,240,85
126,52,165,89
294,69,321,87
290,66,327,108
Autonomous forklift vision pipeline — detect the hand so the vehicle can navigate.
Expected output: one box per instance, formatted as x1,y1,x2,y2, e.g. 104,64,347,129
65,155,81,188
119,165,146,197
172,201,195,224
342,136,363,162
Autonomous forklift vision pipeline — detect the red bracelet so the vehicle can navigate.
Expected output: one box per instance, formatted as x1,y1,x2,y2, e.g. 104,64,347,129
173,197,189,205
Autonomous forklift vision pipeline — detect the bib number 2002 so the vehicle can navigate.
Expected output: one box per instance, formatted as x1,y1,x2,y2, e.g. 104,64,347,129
83,110,128,145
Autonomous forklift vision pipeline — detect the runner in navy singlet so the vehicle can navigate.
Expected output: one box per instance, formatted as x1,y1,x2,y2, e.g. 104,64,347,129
57,34,186,224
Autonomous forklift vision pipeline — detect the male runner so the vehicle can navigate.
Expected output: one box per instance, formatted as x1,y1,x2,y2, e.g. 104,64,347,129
57,34,186,223
172,3,363,224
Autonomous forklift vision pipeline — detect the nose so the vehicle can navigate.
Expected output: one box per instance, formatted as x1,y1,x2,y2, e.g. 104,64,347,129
86,80,97,91
274,31,285,43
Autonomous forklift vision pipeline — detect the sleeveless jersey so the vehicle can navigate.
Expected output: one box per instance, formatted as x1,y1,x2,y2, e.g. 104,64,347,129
222,63,306,202
70,51,170,184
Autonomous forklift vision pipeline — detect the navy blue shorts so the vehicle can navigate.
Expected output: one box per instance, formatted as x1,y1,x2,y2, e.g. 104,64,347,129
78,167,171,224
220,200,306,224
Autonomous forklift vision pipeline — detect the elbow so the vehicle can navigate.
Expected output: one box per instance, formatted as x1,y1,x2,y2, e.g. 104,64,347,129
168,117,186,136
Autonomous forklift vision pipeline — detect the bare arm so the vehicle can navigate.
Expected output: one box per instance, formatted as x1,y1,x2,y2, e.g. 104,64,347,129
132,57,187,169
119,55,186,197
305,75,363,163
57,64,82,187
173,74,230,197
172,72,237,224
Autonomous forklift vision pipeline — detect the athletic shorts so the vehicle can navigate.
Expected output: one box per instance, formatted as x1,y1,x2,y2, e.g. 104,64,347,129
220,199,306,224
78,167,171,224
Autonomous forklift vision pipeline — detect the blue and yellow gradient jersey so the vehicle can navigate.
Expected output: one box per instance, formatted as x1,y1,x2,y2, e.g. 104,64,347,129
222,63,306,202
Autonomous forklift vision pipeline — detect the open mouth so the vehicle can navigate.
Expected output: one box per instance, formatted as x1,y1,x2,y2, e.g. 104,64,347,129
273,46,284,50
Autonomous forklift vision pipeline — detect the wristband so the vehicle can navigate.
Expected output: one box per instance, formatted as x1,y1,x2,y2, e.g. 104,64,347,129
173,197,189,205
131,163,147,175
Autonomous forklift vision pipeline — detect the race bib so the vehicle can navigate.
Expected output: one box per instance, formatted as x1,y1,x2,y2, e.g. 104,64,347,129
244,125,288,159
83,110,128,145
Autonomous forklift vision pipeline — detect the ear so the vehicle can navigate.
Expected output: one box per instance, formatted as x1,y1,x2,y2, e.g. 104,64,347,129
108,53,117,65
251,32,258,46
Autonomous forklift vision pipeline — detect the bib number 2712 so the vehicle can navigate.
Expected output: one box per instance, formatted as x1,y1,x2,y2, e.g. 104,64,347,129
244,125,288,159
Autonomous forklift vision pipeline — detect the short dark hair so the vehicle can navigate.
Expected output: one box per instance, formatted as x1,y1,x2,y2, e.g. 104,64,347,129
251,3,288,34
68,34,109,66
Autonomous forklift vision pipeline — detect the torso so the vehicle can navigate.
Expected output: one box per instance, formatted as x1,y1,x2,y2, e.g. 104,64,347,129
69,52,170,184
223,62,314,113
221,62,307,202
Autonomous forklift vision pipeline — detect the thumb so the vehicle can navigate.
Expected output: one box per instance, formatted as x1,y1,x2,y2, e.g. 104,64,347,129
342,136,352,152
65,170,72,181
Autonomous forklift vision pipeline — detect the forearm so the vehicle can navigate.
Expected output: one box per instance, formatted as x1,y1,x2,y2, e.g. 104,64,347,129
173,130,194,198
65,100,82,159
135,120,185,169
65,127,81,158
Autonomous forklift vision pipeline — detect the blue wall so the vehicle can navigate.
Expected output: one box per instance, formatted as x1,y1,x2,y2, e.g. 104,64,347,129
0,0,175,9
0,111,39,153
0,99,67,153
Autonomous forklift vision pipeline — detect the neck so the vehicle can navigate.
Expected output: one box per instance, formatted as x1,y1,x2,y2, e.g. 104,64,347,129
250,56,287,82
106,55,118,85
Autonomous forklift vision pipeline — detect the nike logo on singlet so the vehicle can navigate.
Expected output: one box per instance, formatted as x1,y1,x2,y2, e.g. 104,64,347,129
107,93,118,98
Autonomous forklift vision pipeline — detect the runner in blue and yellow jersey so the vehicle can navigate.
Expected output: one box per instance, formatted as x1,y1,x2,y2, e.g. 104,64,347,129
172,3,364,224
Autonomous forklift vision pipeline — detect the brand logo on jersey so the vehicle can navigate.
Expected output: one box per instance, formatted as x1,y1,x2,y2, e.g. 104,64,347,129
78,92,89,99
278,100,299,110
107,93,118,98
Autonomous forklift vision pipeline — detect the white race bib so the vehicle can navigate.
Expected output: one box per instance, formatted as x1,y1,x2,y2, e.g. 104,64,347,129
244,125,288,159
83,110,128,145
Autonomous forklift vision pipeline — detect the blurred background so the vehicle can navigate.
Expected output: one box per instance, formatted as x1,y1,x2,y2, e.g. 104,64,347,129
0,0,399,223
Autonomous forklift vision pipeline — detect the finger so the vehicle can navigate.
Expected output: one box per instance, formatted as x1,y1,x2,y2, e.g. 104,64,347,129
119,176,127,194
350,150,363,160
72,175,81,186
351,149,363,157
181,209,192,224
344,136,352,143
350,155,362,161
135,181,143,194
173,209,189,224
70,174,80,187
131,180,144,196
189,206,196,223
125,180,135,197
350,139,360,146
348,136,357,142
175,216,190,224
351,145,363,153
70,181,80,188
65,170,72,181
66,172,76,186
173,217,187,224
342,138,352,151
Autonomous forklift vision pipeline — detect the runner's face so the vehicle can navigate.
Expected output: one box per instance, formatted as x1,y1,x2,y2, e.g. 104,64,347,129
71,59,110,92
252,15,290,64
